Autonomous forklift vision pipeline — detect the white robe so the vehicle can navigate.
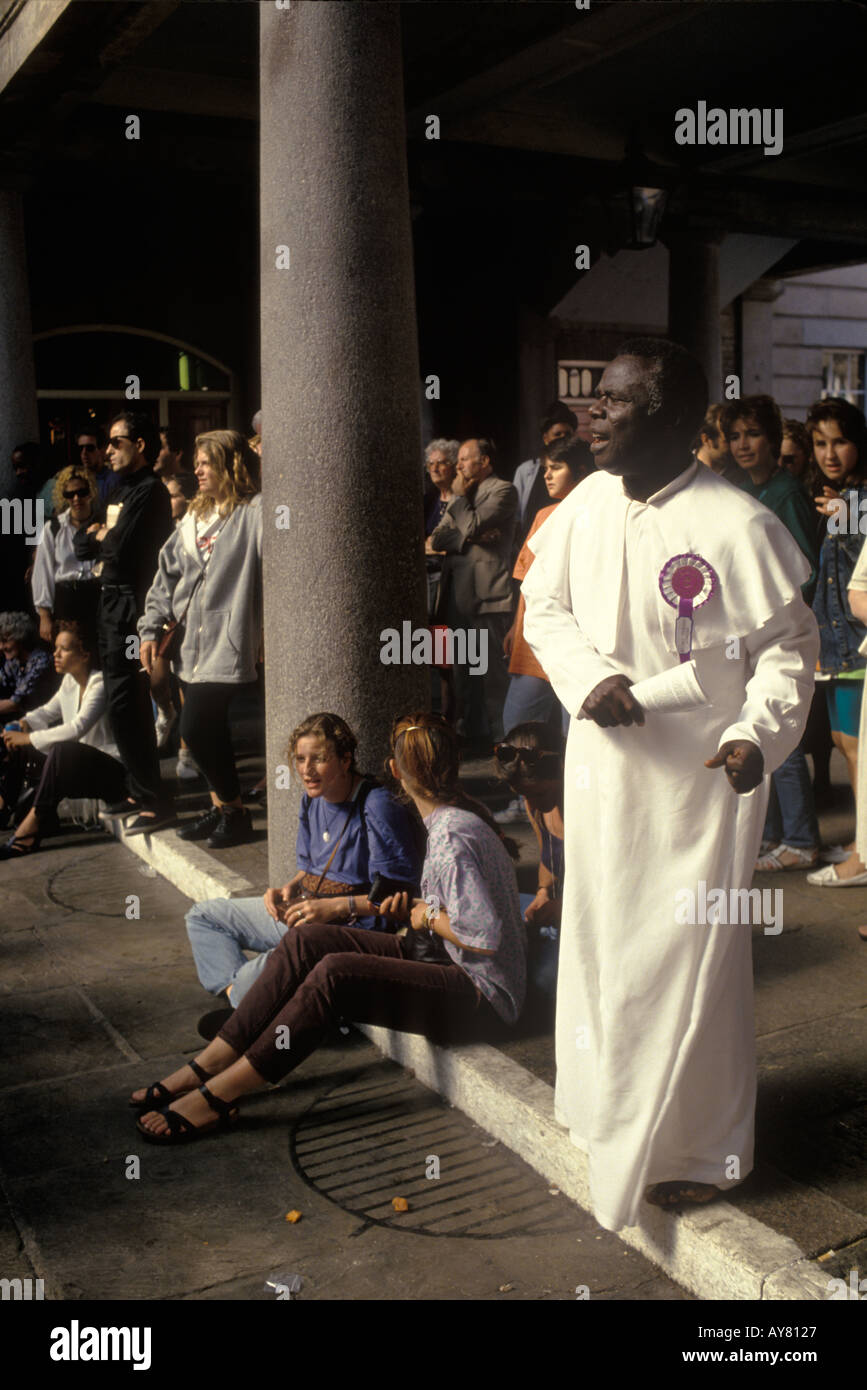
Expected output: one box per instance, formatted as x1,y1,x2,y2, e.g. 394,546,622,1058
522,461,819,1231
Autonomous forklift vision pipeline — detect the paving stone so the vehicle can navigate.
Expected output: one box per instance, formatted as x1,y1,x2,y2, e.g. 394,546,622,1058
0,987,128,1090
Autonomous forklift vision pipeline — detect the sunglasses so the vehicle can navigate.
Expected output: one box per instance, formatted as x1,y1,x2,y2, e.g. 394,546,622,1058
64,488,90,500
78,443,98,452
107,435,133,448
494,744,546,769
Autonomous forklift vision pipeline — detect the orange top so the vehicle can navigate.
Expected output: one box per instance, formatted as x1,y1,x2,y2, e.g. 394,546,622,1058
508,503,559,679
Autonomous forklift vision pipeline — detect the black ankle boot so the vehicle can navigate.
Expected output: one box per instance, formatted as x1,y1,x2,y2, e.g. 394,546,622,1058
207,807,254,849
177,805,223,841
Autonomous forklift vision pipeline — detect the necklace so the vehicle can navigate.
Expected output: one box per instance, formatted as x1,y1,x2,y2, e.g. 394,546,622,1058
321,777,359,841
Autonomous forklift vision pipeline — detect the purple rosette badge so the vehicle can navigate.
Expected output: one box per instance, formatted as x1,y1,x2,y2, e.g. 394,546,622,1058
659,553,719,662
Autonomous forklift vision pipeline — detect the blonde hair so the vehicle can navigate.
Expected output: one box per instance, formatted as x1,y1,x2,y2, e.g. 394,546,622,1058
390,711,519,858
52,466,97,515
188,429,261,519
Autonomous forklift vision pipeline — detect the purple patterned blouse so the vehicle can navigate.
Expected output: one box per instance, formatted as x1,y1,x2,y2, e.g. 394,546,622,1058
422,805,526,1023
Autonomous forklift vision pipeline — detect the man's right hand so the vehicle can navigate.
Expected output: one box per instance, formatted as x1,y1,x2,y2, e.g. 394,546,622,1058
580,674,645,728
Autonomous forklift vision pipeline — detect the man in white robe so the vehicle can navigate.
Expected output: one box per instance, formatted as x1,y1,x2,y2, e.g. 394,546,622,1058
522,339,819,1232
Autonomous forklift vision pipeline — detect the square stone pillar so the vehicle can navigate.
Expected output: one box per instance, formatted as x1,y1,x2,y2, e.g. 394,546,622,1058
740,279,784,397
668,231,722,398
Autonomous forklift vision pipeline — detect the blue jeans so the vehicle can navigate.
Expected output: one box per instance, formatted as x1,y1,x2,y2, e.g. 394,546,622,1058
763,747,819,849
519,891,560,998
185,896,288,1006
503,673,570,738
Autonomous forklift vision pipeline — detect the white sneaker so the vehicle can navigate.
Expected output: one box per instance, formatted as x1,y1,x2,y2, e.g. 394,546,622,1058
155,706,178,750
176,750,199,781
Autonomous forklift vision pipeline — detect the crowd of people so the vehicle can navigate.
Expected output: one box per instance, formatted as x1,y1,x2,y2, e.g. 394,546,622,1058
1,341,864,1227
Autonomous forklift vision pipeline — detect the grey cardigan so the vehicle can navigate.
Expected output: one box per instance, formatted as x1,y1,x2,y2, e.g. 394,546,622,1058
138,495,263,683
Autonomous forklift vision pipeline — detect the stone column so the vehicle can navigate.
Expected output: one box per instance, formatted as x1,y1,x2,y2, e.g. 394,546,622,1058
260,0,428,880
740,278,783,396
0,190,38,497
668,232,722,399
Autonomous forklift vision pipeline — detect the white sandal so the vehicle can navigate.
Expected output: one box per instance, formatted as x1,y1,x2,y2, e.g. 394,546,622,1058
756,843,818,872
806,862,867,887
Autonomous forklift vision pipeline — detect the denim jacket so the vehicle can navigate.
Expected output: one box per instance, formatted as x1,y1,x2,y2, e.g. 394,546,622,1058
812,483,867,673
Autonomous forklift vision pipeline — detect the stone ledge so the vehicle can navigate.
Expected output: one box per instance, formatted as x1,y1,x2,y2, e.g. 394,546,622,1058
103,817,253,903
107,816,833,1301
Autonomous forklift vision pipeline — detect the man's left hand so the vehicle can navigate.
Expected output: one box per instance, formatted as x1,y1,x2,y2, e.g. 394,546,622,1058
704,740,764,794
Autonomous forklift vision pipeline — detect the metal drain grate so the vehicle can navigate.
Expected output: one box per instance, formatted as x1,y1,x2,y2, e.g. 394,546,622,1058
290,1067,576,1239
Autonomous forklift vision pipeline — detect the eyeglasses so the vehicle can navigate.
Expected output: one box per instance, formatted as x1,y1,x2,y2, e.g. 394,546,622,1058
63,488,90,500
494,744,545,769
107,435,133,448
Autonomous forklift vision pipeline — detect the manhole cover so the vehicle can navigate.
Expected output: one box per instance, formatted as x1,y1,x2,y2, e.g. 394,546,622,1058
291,1067,577,1239
47,848,127,917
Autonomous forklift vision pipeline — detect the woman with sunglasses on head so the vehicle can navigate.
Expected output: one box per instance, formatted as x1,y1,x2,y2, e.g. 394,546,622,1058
31,467,101,644
495,722,564,998
131,712,526,1145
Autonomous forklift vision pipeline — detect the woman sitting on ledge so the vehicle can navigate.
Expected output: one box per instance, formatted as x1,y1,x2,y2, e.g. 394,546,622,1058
131,711,527,1143
1,621,123,858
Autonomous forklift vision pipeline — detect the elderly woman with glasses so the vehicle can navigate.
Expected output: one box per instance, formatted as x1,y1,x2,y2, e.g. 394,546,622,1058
31,466,101,644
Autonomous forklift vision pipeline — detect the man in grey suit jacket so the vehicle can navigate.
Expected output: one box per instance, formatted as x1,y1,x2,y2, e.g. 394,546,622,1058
428,438,517,744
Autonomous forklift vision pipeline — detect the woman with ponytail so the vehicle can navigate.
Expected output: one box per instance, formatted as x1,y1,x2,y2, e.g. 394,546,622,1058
138,430,262,848
131,711,526,1145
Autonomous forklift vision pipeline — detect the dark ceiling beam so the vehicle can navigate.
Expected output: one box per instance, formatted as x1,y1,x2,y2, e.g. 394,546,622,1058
96,0,181,69
688,111,867,177
92,64,256,121
406,1,705,132
0,0,74,96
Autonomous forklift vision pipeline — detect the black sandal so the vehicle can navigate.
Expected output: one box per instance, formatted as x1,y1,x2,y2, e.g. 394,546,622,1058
135,1084,239,1145
128,1059,212,1110
0,832,41,860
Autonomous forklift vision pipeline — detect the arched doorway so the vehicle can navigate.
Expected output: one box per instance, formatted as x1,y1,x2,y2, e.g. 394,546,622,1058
33,325,237,469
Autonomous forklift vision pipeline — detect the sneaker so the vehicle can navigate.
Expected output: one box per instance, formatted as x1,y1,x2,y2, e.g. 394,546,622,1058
207,806,254,849
155,706,178,751
493,798,526,824
176,805,223,841
176,750,199,781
